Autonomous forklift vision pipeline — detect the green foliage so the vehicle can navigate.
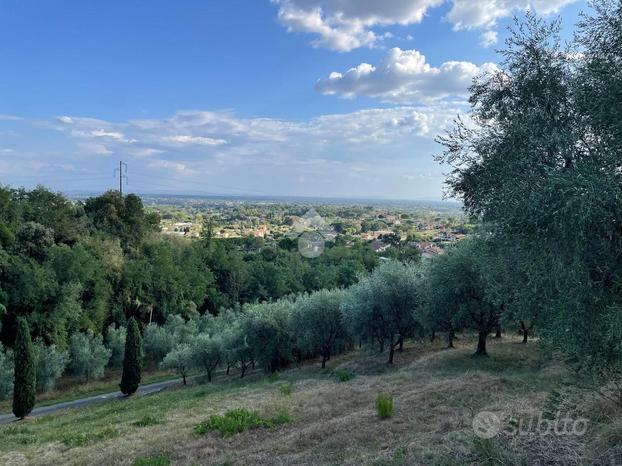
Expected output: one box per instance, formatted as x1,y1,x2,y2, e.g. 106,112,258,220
33,339,66,392
279,382,293,395
12,318,36,419
334,369,354,382
67,330,111,381
342,261,422,364
0,343,14,400
291,288,348,368
132,455,171,466
105,324,126,368
190,334,222,382
133,414,160,427
143,324,175,363
120,318,143,395
194,408,291,437
160,343,193,385
375,392,393,419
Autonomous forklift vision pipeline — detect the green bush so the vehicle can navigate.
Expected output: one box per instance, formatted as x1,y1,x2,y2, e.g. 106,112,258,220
279,382,293,395
132,456,171,466
133,414,160,427
334,369,354,382
194,408,291,437
375,392,393,419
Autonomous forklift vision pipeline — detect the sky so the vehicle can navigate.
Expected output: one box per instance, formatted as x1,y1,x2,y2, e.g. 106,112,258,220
0,0,587,200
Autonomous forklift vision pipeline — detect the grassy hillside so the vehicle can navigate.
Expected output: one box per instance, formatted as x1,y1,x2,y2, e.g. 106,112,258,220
0,337,619,466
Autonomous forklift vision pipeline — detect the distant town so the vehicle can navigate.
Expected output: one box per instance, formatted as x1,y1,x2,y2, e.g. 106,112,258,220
142,194,471,259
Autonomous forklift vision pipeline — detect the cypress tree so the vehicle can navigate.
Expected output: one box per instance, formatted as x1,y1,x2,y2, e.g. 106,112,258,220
12,318,36,419
120,318,143,395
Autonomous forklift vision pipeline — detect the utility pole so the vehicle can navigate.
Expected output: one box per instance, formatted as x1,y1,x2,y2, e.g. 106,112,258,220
113,161,128,195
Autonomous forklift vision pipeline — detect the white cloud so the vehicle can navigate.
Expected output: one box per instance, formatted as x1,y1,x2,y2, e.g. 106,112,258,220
480,30,498,47
316,47,497,103
0,148,14,154
273,0,443,51
78,142,112,156
163,135,228,146
446,0,578,30
148,159,198,176
272,0,579,50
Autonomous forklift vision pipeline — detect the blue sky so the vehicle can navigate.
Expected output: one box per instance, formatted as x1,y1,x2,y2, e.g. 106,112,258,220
0,0,586,199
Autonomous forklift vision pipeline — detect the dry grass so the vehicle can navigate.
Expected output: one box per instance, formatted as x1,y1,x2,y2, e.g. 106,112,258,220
0,336,619,465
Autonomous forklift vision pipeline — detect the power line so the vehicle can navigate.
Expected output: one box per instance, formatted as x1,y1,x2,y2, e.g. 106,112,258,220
113,161,128,195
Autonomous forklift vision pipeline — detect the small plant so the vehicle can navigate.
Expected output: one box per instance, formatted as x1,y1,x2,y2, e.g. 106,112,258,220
132,455,171,466
268,372,281,383
194,408,291,437
279,382,293,395
376,392,393,419
133,414,160,427
334,369,354,382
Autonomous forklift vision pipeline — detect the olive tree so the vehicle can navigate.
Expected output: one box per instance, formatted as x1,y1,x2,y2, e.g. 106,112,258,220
341,261,422,364
161,343,193,385
191,334,222,382
0,343,14,400
291,289,348,368
67,330,111,381
105,324,126,368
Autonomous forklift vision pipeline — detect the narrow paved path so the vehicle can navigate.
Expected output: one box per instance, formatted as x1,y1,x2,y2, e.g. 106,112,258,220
0,377,185,425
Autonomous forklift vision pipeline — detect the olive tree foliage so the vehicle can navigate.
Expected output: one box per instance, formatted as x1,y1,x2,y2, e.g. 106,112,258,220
105,324,126,368
67,330,111,381
421,239,500,356
341,261,422,364
436,5,622,369
0,343,13,400
291,288,349,368
143,315,198,363
190,334,223,382
33,339,66,392
160,343,193,385
242,299,294,373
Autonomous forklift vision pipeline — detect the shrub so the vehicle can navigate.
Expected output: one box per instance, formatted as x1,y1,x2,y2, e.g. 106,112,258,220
194,408,291,437
67,330,111,381
120,318,143,395
105,324,126,368
0,343,14,400
133,414,160,427
334,369,354,382
13,318,36,419
132,455,171,466
279,382,293,395
160,344,193,385
33,339,66,392
143,324,175,363
375,392,393,419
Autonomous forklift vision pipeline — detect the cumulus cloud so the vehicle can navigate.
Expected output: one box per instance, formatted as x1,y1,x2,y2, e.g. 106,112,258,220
273,0,443,51
447,0,578,30
316,47,497,103
480,30,498,47
272,0,579,50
